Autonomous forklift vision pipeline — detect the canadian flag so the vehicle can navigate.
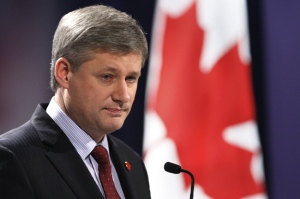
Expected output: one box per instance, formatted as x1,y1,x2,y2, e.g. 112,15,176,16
143,0,267,198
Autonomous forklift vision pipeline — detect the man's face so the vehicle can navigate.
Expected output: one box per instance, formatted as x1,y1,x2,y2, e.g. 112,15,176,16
64,52,142,141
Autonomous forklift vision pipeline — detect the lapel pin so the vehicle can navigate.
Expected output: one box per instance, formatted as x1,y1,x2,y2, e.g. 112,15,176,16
125,161,131,171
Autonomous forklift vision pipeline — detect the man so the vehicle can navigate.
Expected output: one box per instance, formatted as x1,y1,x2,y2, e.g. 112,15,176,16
0,5,151,199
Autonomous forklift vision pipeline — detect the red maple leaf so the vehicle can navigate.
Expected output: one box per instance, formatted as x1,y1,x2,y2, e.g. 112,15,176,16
148,3,264,198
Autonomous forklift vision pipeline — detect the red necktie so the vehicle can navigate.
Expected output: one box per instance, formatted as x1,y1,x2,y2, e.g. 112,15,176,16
91,145,121,199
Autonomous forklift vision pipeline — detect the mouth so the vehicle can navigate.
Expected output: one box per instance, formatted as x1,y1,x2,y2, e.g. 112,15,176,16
104,107,128,115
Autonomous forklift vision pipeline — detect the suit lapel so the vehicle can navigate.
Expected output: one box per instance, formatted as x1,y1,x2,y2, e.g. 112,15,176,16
31,104,104,199
46,137,104,199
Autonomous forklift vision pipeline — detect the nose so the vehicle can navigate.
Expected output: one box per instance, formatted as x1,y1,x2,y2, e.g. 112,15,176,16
112,80,130,104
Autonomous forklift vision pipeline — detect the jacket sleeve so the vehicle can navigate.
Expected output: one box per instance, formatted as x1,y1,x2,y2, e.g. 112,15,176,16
0,145,35,199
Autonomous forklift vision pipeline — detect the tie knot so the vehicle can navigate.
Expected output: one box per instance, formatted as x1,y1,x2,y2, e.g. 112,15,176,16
91,145,110,165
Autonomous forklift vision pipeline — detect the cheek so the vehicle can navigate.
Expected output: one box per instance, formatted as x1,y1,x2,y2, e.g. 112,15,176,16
69,85,96,109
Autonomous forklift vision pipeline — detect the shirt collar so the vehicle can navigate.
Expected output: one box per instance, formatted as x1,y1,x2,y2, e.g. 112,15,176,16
46,97,109,160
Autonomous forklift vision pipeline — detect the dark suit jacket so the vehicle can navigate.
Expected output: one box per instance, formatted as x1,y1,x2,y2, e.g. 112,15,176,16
0,104,151,199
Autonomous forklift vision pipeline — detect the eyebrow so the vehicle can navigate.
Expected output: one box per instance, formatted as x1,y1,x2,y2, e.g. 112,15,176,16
128,71,141,77
100,65,141,77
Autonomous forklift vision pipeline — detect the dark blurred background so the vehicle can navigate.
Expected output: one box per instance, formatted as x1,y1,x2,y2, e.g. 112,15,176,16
1,1,300,198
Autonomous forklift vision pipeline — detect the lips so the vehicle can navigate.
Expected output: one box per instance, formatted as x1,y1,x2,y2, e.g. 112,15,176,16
104,107,129,115
106,108,124,113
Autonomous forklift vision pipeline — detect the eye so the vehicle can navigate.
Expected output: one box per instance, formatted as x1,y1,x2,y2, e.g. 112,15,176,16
101,74,114,81
126,76,138,83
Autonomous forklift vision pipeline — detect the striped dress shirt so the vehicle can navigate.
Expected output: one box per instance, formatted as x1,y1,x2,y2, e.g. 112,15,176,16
46,97,125,199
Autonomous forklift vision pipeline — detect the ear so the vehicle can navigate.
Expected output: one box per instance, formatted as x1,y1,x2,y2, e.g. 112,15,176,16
54,57,72,89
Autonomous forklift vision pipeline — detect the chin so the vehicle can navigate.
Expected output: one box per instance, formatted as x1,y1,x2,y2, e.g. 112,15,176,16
98,118,125,134
107,123,124,133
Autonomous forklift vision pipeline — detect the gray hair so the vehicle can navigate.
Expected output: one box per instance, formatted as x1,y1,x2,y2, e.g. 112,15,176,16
50,4,148,91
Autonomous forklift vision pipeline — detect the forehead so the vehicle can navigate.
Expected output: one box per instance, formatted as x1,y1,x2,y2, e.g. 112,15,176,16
82,52,143,72
93,49,144,65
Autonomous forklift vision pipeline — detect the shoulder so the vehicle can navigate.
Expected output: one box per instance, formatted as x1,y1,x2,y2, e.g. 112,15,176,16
0,103,58,150
0,121,37,148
